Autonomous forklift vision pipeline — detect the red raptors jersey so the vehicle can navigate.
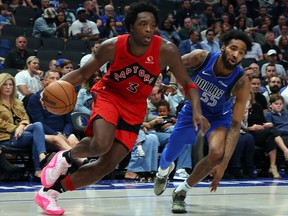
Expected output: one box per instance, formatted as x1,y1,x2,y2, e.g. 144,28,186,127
91,34,162,124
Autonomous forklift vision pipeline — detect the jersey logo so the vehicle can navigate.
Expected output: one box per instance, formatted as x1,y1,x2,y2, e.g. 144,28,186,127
109,63,158,86
145,56,154,64
218,80,228,87
202,70,211,76
223,110,230,115
127,82,139,93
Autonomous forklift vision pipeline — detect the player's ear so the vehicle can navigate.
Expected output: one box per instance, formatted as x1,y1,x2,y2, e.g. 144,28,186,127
130,24,134,32
221,44,225,52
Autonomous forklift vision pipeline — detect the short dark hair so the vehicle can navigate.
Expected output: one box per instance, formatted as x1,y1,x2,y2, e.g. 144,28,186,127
124,1,159,32
269,94,284,104
266,63,276,71
188,29,195,36
156,99,170,111
248,73,261,81
205,29,214,36
220,29,253,52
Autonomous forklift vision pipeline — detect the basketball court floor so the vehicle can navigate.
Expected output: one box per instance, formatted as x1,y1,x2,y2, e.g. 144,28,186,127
0,177,288,216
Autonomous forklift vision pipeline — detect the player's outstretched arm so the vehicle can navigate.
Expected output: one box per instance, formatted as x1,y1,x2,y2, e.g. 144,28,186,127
209,75,250,192
160,43,210,135
222,75,251,166
60,38,117,86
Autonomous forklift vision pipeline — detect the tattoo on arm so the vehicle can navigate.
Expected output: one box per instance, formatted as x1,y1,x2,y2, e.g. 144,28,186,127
223,121,241,164
232,75,248,95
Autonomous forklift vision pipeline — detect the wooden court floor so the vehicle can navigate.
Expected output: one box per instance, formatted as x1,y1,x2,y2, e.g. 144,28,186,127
0,178,288,216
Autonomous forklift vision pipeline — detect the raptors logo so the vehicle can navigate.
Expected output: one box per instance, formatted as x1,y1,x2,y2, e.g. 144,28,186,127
110,63,157,86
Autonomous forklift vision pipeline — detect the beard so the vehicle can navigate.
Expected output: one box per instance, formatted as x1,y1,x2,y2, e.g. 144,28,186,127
221,50,240,70
270,85,280,94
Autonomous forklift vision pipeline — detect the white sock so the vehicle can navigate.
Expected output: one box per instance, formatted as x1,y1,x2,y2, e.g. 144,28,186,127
175,180,192,193
157,166,169,177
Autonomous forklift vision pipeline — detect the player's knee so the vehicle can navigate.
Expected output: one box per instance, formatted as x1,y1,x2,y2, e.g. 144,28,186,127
208,148,224,164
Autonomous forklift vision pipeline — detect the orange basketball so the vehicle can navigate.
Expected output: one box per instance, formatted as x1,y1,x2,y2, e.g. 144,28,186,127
42,80,77,115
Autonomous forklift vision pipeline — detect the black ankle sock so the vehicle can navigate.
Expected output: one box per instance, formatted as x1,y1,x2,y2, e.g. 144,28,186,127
44,180,66,193
63,150,73,164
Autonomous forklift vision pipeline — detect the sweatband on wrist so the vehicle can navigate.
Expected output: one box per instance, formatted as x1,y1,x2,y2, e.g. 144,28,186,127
184,83,198,95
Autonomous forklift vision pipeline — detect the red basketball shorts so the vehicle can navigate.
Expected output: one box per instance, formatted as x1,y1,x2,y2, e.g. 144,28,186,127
85,92,143,151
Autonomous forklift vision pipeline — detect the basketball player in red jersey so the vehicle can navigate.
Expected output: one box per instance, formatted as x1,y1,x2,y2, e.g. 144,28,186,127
34,2,210,215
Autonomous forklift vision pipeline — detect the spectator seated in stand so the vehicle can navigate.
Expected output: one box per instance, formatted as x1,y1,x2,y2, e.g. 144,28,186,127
54,58,73,77
100,17,118,39
55,9,70,41
158,17,181,47
54,58,81,92
83,0,102,29
74,71,102,115
124,129,159,181
99,4,122,31
245,90,288,178
178,29,202,56
249,74,268,113
262,76,284,108
143,85,192,180
80,41,101,67
4,36,33,72
261,50,286,79
58,0,76,25
0,73,51,179
26,70,80,153
69,7,100,41
14,56,43,108
0,3,16,29
154,99,177,133
33,7,67,38
265,94,288,161
200,29,221,53
80,40,108,73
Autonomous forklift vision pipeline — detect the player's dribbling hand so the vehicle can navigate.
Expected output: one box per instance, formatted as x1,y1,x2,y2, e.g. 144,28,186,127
192,113,210,136
209,164,226,192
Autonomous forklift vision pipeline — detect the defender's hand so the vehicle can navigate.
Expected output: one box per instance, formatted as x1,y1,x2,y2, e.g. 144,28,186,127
192,113,210,136
209,164,226,192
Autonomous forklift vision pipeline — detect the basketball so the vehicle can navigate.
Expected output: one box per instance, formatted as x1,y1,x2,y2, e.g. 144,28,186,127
42,80,77,115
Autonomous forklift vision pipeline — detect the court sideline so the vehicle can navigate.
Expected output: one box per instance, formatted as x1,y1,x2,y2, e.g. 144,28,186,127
0,178,288,215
